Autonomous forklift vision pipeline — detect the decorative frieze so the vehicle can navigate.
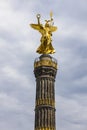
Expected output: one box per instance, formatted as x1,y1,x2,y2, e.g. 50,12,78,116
36,99,55,107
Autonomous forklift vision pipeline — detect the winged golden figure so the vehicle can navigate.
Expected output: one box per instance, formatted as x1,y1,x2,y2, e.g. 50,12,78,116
30,13,57,54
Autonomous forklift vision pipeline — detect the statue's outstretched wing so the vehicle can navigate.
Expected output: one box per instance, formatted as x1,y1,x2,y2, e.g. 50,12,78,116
50,26,57,32
30,24,44,31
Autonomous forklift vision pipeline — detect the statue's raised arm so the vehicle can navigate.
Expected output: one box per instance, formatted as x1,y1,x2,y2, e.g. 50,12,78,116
30,14,45,34
30,13,58,54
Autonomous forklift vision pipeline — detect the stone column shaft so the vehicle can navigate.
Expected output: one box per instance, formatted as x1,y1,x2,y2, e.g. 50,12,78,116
34,54,57,130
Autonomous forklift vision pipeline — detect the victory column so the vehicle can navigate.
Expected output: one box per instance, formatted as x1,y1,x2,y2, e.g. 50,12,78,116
30,12,58,130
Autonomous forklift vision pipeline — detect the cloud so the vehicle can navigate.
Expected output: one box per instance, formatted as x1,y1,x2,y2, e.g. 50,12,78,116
0,92,34,130
56,95,87,130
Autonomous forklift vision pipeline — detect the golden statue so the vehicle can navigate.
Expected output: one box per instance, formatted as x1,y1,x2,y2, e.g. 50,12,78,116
30,12,57,54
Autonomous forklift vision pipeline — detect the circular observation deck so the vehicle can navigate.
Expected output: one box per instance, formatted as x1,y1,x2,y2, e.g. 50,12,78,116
34,54,58,69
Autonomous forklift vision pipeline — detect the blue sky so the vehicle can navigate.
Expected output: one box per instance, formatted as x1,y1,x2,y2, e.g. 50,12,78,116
0,0,87,130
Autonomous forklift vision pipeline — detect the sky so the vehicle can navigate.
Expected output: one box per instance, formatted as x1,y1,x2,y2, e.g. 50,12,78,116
0,0,87,130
